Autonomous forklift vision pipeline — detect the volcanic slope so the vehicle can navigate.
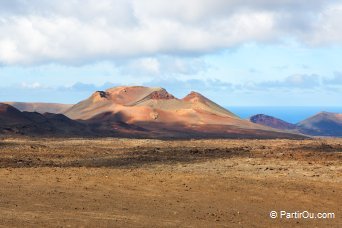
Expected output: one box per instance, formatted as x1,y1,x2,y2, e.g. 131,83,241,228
297,112,342,136
0,103,91,136
249,112,342,137
250,114,297,130
64,86,304,138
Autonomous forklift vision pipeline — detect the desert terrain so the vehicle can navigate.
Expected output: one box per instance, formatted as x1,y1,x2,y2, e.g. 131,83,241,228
0,137,340,227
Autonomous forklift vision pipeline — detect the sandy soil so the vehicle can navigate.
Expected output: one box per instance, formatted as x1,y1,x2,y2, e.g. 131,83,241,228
0,138,341,227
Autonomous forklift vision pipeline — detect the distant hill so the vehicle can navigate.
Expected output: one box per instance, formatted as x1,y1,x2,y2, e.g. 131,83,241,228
0,103,91,136
4,102,73,114
250,114,296,130
297,112,342,136
250,112,342,137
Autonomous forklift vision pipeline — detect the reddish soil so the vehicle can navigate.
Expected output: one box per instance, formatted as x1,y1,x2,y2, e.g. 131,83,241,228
0,138,340,227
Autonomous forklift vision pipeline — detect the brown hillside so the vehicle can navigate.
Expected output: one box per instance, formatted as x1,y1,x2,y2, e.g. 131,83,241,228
64,86,305,138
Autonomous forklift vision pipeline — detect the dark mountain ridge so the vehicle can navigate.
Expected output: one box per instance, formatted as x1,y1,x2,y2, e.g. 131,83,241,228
0,103,92,136
249,114,297,130
250,112,342,137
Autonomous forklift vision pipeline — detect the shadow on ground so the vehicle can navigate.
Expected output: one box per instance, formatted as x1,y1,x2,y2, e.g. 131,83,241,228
0,146,252,168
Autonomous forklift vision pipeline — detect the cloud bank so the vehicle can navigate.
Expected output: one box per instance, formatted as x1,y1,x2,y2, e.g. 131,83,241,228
0,0,341,65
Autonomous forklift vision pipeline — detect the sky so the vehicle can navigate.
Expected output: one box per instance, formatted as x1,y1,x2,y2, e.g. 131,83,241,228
0,0,341,106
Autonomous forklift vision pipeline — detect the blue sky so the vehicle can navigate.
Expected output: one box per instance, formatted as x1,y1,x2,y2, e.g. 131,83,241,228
0,0,341,106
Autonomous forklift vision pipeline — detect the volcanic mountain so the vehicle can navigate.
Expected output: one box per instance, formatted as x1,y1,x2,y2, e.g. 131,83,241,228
297,112,342,136
249,112,342,137
250,114,297,130
4,102,73,114
64,86,304,138
0,103,90,136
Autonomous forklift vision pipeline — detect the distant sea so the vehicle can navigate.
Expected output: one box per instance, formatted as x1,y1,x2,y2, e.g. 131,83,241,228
228,106,342,124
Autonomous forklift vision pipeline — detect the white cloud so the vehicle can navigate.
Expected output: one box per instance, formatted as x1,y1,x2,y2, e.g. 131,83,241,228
20,82,45,89
310,3,342,45
245,74,330,91
0,0,341,65
134,58,161,75
119,56,209,77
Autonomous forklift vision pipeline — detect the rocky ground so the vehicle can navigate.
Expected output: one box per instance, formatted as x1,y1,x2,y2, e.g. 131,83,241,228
0,137,341,227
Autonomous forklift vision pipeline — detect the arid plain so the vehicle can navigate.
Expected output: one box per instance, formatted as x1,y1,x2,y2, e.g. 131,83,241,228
0,137,340,227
